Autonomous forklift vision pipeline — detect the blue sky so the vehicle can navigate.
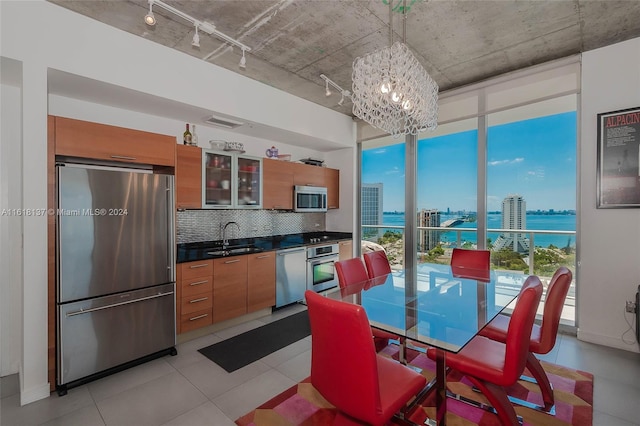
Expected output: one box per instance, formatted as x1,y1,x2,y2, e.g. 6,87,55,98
362,111,577,212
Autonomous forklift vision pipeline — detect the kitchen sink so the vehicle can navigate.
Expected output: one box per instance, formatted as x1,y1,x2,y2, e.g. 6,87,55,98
207,246,263,257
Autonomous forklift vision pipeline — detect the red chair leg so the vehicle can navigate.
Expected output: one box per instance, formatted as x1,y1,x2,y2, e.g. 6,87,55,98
467,376,520,426
526,352,554,408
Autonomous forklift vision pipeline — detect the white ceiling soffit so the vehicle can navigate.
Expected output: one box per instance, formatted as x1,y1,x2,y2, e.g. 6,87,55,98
47,69,347,151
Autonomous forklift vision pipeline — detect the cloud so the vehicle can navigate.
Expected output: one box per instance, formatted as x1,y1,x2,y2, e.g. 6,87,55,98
488,157,524,166
384,167,401,175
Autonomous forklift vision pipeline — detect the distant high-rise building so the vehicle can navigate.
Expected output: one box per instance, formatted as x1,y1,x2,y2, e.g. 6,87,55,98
493,194,530,253
417,209,440,252
361,183,384,239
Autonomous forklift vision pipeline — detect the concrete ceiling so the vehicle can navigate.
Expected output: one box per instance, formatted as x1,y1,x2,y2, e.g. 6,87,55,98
47,0,640,117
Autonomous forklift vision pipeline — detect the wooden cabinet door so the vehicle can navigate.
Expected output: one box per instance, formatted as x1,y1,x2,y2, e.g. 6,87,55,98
213,256,248,323
54,116,175,166
292,163,325,187
176,145,202,209
247,252,276,312
338,240,353,261
325,167,340,209
263,158,294,209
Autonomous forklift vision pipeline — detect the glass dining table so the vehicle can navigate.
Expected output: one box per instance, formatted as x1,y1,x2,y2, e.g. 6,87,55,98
321,262,529,426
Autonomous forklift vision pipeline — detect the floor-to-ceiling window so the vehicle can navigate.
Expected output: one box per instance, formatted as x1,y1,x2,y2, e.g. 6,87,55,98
359,58,579,326
361,139,406,267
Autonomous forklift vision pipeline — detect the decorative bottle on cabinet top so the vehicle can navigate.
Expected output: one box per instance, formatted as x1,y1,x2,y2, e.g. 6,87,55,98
191,124,198,146
183,123,192,145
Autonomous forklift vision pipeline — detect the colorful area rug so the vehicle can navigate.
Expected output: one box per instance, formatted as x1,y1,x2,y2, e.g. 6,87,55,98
236,345,593,425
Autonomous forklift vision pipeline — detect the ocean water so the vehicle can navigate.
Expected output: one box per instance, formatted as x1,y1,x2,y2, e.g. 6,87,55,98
376,212,576,248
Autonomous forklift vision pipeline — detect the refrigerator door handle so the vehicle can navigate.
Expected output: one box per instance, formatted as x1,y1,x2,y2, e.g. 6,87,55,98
65,291,174,317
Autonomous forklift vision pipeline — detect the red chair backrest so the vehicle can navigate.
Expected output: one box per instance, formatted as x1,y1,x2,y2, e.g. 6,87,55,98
335,257,369,288
305,290,382,424
537,266,572,353
451,248,490,270
503,275,543,384
363,250,392,279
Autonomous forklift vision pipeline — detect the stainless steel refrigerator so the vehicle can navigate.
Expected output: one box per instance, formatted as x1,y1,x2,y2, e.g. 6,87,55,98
56,163,176,394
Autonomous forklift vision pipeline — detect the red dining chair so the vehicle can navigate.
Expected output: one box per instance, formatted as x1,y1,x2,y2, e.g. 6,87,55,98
479,266,573,412
363,250,392,278
305,290,427,426
450,248,491,282
450,247,490,269
427,275,543,426
335,258,400,352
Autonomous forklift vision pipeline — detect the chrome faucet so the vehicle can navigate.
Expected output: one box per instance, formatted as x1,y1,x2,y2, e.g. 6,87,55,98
221,221,240,248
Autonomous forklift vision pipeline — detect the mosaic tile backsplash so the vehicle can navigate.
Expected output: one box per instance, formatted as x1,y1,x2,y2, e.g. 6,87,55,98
176,210,326,243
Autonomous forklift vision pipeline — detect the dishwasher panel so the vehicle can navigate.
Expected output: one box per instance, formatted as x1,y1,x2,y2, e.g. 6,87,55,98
58,283,176,385
275,247,307,307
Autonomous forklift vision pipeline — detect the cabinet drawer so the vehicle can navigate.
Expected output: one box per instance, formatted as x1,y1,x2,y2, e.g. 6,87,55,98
181,293,213,315
180,260,214,279
180,308,213,333
181,276,213,298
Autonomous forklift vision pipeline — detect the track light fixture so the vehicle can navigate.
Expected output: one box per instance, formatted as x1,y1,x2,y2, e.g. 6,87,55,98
320,74,351,106
144,1,156,26
192,24,200,47
143,0,251,61
239,48,246,69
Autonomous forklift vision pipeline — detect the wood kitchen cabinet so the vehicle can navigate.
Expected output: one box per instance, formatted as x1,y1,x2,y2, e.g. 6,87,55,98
263,158,340,210
53,116,175,167
325,167,340,209
213,256,248,323
263,158,294,209
178,260,214,333
338,240,353,261
292,162,325,187
247,251,276,312
176,145,202,209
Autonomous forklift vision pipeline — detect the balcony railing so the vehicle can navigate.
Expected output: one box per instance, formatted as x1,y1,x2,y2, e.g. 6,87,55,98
361,224,576,325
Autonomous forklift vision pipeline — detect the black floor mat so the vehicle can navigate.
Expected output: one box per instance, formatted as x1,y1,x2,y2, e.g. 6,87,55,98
198,310,310,373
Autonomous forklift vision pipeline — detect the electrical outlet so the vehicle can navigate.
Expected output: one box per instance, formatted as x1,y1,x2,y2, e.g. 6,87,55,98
626,301,637,314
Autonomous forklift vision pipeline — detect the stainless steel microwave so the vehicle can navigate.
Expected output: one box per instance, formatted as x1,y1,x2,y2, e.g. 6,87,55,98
294,185,327,212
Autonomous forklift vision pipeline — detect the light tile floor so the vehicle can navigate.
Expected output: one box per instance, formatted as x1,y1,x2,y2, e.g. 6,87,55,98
2,303,639,426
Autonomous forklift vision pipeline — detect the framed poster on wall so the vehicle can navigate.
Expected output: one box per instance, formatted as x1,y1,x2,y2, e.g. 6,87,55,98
597,106,640,208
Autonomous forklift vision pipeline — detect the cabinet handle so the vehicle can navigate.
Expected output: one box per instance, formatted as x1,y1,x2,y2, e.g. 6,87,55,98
329,206,337,208
189,263,209,269
189,280,208,286
110,155,137,161
256,255,270,259
189,297,208,303
189,313,208,321
224,259,240,264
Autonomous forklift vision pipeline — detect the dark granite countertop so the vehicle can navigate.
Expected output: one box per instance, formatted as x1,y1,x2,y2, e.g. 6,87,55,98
176,231,352,263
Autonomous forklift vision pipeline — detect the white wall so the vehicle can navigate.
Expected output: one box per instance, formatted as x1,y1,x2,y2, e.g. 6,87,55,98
49,95,323,161
326,148,357,234
0,83,23,377
578,37,640,353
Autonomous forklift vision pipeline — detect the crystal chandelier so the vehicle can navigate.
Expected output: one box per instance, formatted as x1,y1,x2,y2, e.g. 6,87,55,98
351,1,438,136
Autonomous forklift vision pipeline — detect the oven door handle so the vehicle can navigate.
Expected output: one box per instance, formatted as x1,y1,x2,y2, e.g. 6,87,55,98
307,256,339,265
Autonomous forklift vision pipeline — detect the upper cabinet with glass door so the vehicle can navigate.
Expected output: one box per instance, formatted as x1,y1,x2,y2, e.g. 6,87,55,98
202,149,262,208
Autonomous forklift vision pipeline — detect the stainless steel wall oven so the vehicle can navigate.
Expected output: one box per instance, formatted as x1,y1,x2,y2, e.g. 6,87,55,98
306,243,339,292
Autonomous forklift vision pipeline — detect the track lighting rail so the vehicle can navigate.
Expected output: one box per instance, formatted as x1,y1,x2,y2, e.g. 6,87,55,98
320,74,351,105
146,0,251,53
